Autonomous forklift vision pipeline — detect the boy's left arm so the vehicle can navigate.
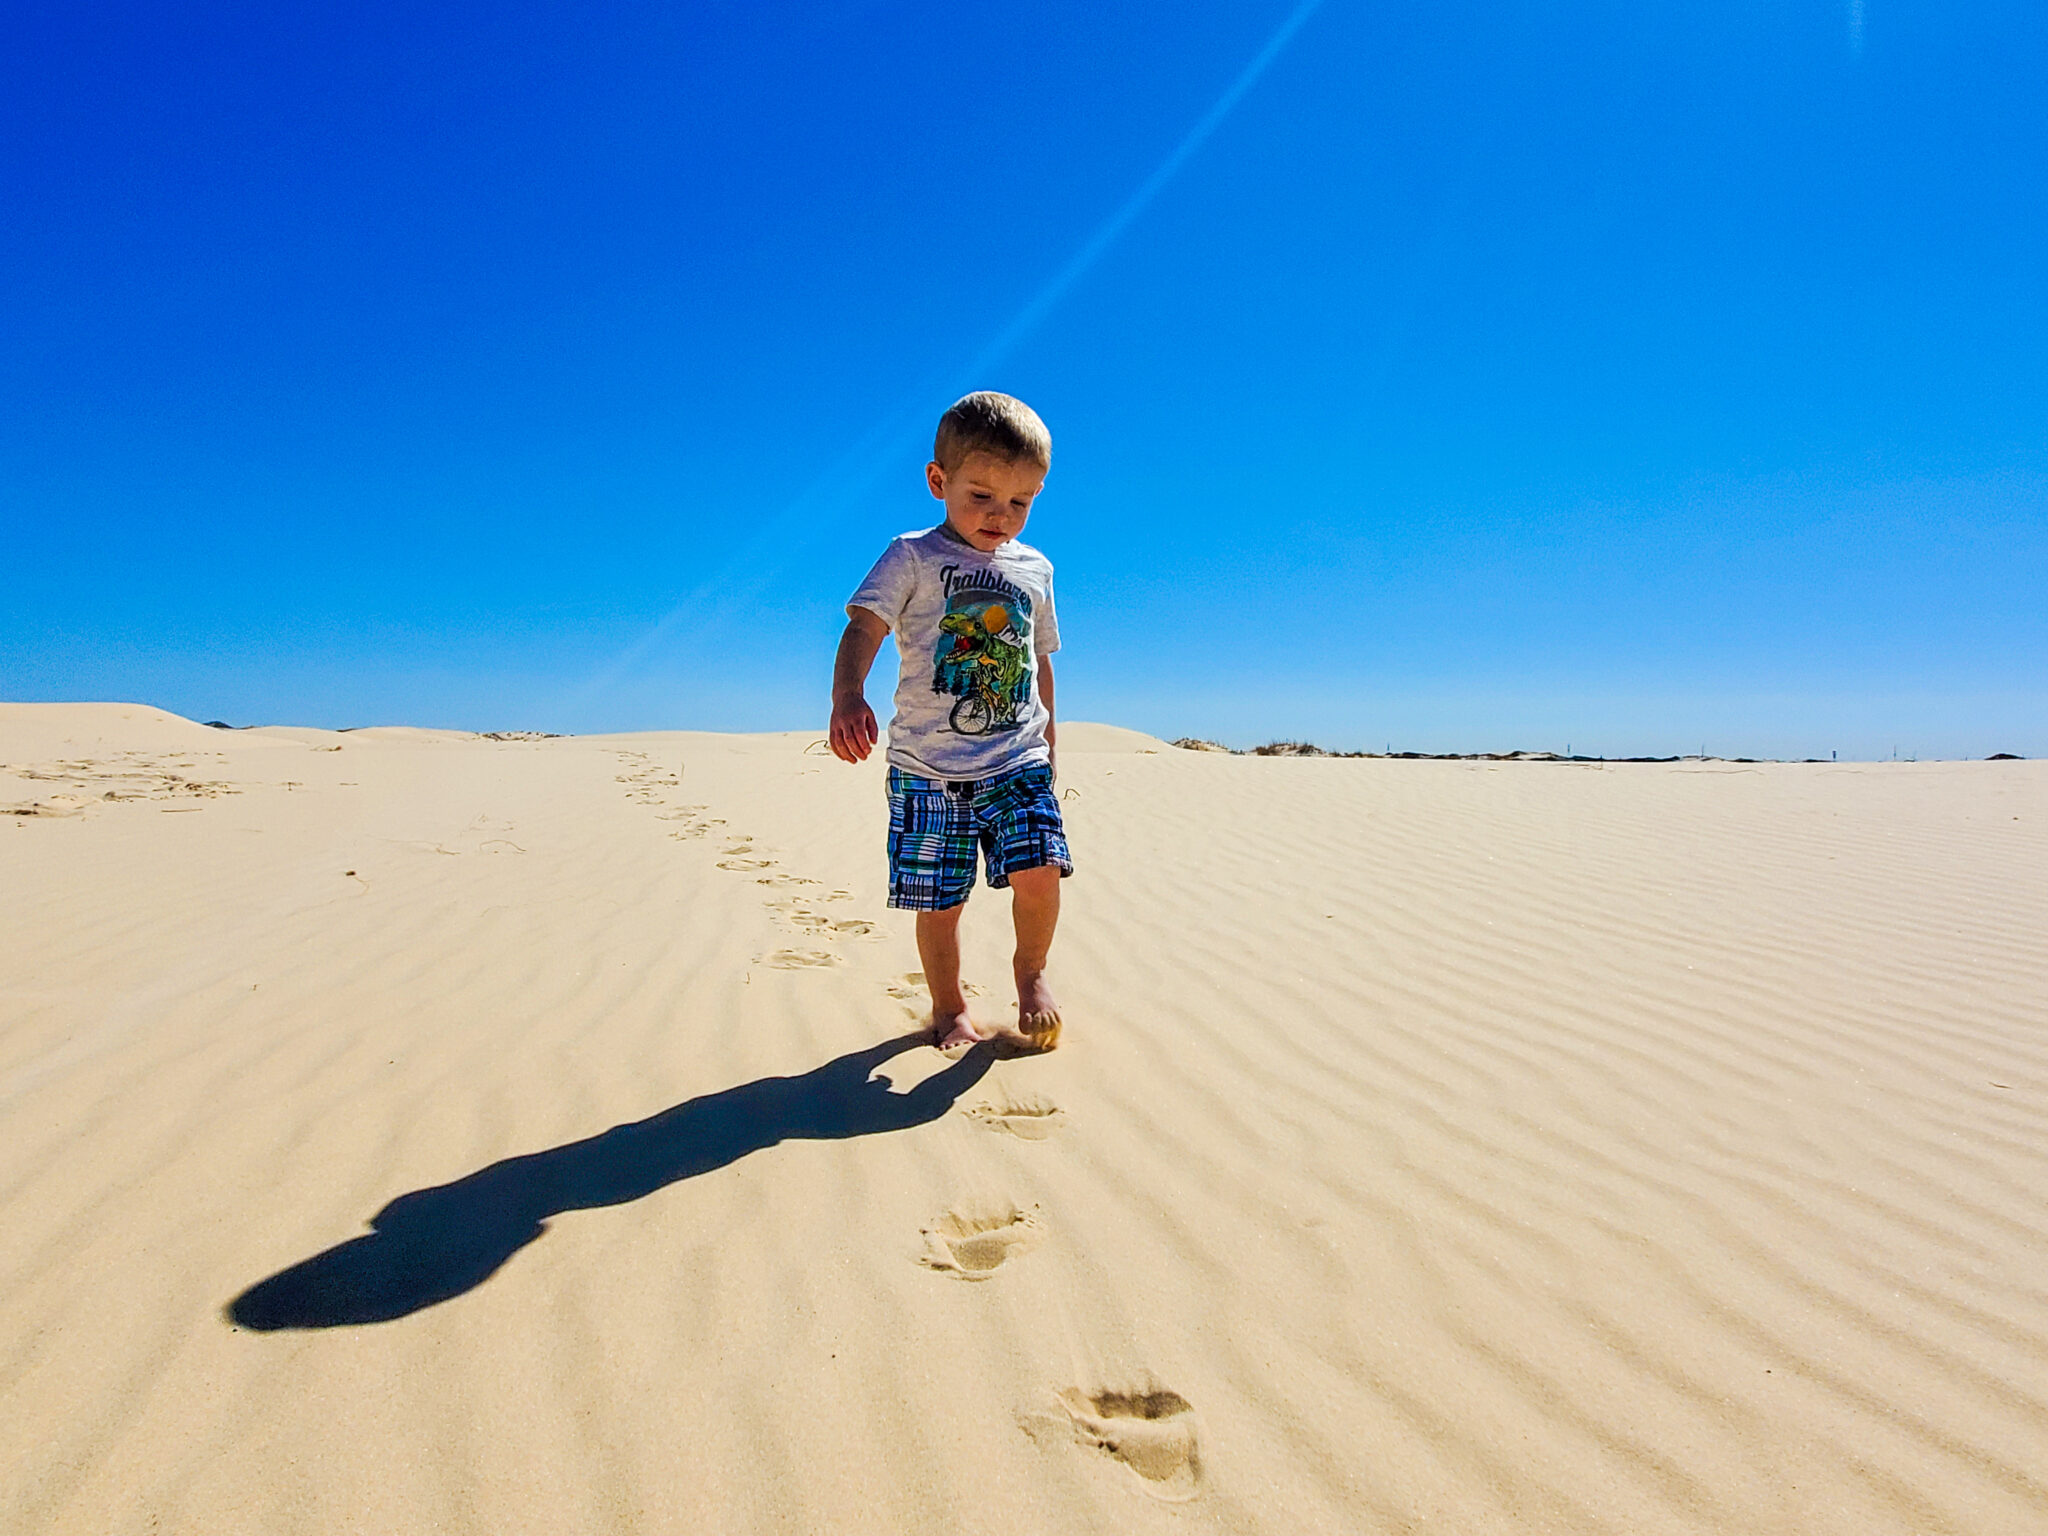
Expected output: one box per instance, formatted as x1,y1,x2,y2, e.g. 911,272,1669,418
1038,654,1056,783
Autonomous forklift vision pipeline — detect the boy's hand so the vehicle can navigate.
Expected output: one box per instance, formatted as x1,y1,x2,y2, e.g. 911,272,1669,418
829,609,889,764
830,696,879,762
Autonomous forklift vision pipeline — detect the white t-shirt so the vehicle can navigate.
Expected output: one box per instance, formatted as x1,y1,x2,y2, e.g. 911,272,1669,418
848,524,1060,780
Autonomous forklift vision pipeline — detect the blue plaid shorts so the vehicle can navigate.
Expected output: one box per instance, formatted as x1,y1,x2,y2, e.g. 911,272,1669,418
886,763,1073,911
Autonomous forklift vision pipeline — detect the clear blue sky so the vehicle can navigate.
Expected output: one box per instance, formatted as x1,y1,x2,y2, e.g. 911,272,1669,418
5,1,2043,757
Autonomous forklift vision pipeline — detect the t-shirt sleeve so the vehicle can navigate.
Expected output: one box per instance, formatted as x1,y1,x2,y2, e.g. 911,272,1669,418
848,539,916,630
1034,574,1060,657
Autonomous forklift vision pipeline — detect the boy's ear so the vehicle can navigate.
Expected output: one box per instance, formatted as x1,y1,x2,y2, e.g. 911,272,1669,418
925,461,947,500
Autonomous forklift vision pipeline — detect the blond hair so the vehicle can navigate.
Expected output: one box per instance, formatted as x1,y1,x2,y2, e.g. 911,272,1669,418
932,391,1052,472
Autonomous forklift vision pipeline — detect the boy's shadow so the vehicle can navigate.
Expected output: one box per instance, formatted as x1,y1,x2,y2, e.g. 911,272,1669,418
228,1033,992,1331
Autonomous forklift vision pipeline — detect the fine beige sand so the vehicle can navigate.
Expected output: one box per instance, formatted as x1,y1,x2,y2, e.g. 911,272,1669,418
4,701,2046,1535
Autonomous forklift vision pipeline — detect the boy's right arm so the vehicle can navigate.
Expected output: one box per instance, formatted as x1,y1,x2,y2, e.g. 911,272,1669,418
829,608,891,763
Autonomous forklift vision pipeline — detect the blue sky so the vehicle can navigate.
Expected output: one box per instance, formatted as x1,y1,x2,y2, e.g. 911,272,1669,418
5,1,2043,757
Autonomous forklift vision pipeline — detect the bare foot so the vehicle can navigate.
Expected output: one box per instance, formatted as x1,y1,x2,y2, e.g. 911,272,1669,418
931,1007,989,1055
1013,971,1062,1053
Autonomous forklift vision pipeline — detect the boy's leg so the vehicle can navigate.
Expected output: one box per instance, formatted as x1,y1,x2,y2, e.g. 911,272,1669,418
916,901,985,1050
1007,864,1062,1050
888,768,982,1050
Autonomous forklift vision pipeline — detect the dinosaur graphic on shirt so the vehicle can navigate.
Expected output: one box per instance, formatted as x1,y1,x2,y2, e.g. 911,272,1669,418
932,597,1031,736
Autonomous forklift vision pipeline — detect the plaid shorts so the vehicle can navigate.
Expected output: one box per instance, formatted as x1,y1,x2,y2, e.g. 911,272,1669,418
886,763,1073,911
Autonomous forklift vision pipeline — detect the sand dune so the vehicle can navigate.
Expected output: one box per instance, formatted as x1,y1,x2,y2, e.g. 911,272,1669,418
4,703,2045,1534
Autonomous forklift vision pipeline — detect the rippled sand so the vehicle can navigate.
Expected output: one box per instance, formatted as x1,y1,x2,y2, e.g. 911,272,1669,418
4,702,2045,1534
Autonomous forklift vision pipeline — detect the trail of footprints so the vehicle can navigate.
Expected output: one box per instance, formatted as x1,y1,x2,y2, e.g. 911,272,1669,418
611,748,1199,1498
609,749,875,968
926,1084,1202,1497
916,997,1201,1498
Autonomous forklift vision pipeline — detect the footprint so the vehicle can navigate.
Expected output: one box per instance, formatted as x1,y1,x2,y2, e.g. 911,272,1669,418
1056,1387,1202,1500
967,1096,1066,1140
757,873,818,888
719,858,775,871
829,919,873,936
760,949,838,969
4,799,84,818
886,972,984,1001
919,1204,1044,1279
764,907,836,935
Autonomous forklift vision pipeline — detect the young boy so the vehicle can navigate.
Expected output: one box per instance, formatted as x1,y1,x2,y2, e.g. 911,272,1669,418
829,391,1071,1053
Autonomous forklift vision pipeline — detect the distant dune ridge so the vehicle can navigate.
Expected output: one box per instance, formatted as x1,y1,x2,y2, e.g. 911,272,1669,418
3,702,2046,1535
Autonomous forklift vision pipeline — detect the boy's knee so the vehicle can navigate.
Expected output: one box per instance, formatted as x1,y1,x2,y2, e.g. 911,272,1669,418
1006,864,1062,896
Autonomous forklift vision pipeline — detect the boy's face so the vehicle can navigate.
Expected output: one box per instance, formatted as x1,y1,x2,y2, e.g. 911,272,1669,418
926,451,1046,552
